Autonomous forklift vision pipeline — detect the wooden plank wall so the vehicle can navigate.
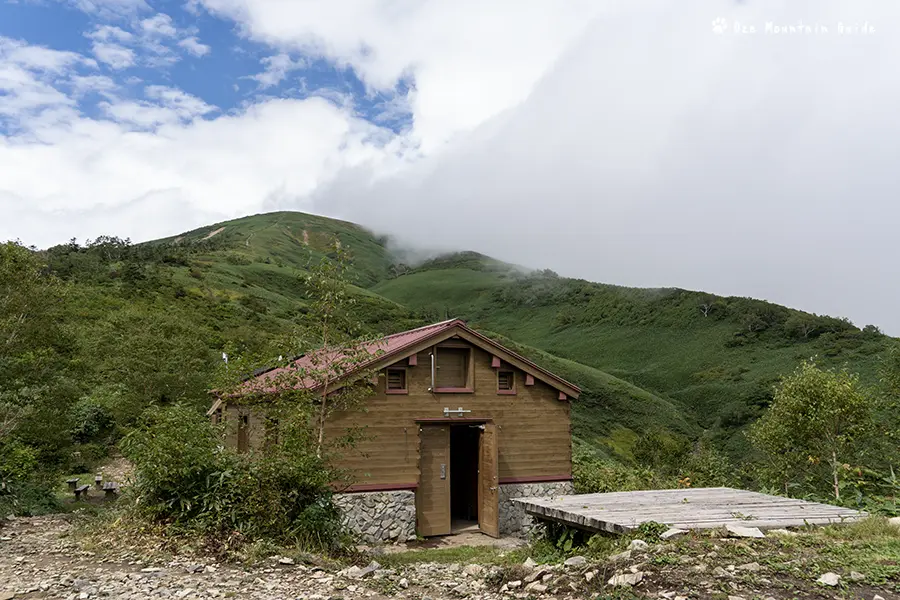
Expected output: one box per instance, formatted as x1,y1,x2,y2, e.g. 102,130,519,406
324,344,572,487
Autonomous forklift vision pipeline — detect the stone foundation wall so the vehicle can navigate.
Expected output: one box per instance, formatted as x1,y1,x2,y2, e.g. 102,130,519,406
499,481,574,537
334,490,417,544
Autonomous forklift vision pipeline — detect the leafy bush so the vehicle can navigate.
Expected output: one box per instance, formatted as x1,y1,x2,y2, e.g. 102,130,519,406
69,395,117,444
573,449,662,493
0,479,61,517
120,404,343,551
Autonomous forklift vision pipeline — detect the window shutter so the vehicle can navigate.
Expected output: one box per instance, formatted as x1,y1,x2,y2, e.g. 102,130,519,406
498,371,514,391
436,348,468,387
387,368,406,390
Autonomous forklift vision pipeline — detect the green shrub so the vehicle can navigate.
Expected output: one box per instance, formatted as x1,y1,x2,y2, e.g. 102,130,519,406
573,449,663,493
0,480,61,517
0,440,38,482
69,395,117,443
120,404,343,551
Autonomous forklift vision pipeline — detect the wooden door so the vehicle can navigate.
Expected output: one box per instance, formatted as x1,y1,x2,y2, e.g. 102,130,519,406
417,425,451,536
237,414,249,453
478,422,500,537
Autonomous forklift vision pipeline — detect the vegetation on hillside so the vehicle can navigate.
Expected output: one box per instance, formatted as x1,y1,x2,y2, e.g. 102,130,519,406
373,252,894,458
1,210,898,523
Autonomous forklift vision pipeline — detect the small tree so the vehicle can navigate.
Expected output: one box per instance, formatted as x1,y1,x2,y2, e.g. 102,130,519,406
219,241,381,461
300,243,382,458
749,360,878,500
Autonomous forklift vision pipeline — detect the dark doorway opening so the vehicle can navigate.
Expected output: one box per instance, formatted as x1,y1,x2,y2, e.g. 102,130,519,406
450,425,480,533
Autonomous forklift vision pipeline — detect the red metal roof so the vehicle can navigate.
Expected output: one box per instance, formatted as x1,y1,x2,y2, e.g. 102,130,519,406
237,318,581,397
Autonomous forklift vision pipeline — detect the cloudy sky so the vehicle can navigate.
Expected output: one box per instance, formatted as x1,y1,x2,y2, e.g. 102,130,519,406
2,0,899,332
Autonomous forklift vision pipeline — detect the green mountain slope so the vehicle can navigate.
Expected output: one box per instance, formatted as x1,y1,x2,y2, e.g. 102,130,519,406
372,253,895,455
35,211,896,463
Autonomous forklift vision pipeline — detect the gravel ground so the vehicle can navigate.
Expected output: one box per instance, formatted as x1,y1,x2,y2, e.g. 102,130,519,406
0,515,518,600
2,515,897,600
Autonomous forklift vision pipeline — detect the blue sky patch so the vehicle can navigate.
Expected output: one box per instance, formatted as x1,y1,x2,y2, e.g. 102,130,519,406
0,0,413,134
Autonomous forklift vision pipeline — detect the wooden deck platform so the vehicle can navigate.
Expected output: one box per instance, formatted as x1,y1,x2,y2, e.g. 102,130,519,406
514,487,865,534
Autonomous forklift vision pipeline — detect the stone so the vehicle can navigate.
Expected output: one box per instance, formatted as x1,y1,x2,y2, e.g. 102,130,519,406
737,562,761,572
849,571,865,582
462,564,483,576
502,481,575,537
874,595,885,600
564,555,586,567
333,491,417,544
660,528,687,540
888,516,900,529
725,525,765,538
277,557,294,565
523,557,537,569
140,567,162,573
507,580,522,590
659,591,676,598
338,566,363,578
398,578,409,589
768,529,797,537
524,569,548,584
584,571,596,582
608,572,643,587
528,583,548,593
728,596,747,600
816,572,841,587
0,592,14,600
608,550,631,562
629,539,649,551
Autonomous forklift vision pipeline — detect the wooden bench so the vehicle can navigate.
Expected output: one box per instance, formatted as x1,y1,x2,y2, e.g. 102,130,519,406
74,484,91,500
67,478,80,491
102,482,119,498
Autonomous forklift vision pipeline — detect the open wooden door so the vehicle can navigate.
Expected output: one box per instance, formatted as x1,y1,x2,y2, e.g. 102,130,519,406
237,414,249,454
417,425,451,536
478,422,500,537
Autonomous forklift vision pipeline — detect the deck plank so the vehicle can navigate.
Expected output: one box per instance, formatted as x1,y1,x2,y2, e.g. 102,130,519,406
513,487,865,533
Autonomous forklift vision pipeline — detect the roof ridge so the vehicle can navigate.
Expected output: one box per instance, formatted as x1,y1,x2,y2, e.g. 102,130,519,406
378,318,461,340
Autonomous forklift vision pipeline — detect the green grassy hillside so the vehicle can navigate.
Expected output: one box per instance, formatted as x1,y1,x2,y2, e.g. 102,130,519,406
372,254,895,456
34,211,897,463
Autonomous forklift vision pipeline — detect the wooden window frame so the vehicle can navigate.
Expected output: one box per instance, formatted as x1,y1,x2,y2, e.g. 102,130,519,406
497,370,516,395
433,343,474,393
385,366,409,394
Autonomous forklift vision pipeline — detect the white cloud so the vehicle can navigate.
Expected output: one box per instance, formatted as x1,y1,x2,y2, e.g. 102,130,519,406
249,53,306,88
70,74,119,97
309,0,900,333
195,0,604,152
140,13,178,37
63,0,150,19
86,25,134,44
1,36,91,72
0,37,94,132
85,14,208,69
178,36,211,57
0,40,401,250
101,85,215,128
91,42,136,69
0,96,398,242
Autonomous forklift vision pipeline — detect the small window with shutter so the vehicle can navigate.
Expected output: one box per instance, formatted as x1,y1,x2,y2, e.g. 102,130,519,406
435,346,471,390
386,367,407,393
498,370,515,394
